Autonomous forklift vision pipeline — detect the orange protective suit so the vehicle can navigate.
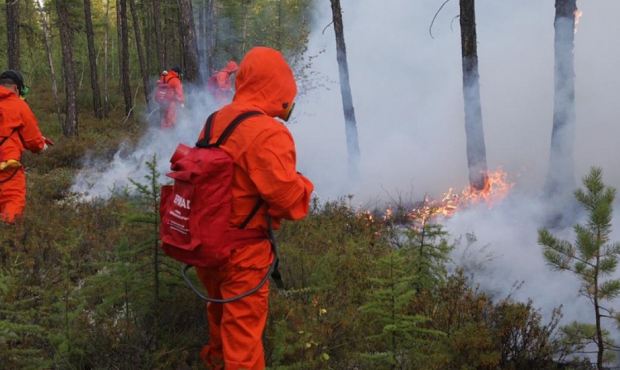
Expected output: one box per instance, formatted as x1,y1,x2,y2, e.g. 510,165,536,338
0,86,46,223
157,70,184,129
195,47,314,369
209,60,239,105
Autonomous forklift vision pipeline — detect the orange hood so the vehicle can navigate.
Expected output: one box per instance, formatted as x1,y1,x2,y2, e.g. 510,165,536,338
233,47,297,118
222,60,239,73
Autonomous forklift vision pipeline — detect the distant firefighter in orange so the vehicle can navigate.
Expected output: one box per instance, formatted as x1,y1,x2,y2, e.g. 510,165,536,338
0,70,52,223
155,66,184,129
207,60,239,106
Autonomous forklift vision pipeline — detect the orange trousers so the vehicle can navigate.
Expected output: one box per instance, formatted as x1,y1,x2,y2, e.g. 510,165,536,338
196,240,272,370
160,102,178,129
0,168,25,223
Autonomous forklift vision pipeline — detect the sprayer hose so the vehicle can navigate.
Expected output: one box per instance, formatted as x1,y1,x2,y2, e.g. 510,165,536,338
181,219,279,303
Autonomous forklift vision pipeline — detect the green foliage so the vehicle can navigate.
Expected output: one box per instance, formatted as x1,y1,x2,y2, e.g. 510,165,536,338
0,263,51,369
1,181,579,369
216,0,314,62
358,250,442,370
402,221,453,291
539,167,620,368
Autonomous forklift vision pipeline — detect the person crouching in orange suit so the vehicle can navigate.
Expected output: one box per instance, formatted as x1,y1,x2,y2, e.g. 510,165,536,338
0,70,51,224
207,60,239,106
195,47,313,369
155,66,184,129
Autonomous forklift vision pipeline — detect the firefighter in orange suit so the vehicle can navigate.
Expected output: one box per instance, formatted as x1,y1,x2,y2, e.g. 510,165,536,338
155,66,184,129
195,47,314,369
207,60,239,106
0,70,50,223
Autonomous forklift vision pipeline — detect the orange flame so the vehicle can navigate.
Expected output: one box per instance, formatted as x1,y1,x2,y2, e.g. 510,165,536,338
411,169,514,222
407,168,513,226
360,168,513,230
574,9,583,34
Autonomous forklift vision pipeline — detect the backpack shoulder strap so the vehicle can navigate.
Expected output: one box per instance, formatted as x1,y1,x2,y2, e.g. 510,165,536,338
196,112,217,148
195,110,262,148
0,128,17,146
239,198,264,229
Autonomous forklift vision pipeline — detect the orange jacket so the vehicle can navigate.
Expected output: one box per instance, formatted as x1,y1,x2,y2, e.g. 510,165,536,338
0,86,46,162
215,60,239,91
198,47,313,230
158,70,184,104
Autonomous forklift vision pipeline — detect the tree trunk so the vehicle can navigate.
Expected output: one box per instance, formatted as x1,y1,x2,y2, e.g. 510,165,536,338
177,0,200,83
205,0,216,75
162,3,170,68
129,0,150,104
35,1,62,126
198,0,206,77
459,0,488,191
103,0,110,116
277,0,283,49
241,0,250,55
84,0,104,119
197,0,215,81
118,0,133,116
116,0,122,93
55,0,79,137
545,0,577,197
152,0,164,71
6,0,19,70
329,0,360,176
593,252,604,370
144,1,153,75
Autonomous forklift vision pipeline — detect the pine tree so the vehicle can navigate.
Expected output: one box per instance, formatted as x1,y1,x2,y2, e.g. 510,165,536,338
403,221,452,292
359,250,442,369
539,167,620,369
0,263,50,369
128,155,163,345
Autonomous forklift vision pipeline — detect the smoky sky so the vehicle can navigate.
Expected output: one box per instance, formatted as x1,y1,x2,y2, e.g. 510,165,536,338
293,0,620,201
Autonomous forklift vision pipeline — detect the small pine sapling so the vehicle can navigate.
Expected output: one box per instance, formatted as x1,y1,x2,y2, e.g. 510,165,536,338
538,167,620,369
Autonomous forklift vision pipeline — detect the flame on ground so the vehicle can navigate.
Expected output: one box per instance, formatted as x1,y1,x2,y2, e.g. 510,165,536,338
381,168,513,228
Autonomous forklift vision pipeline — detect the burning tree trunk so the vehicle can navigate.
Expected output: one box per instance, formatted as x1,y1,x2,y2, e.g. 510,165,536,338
83,0,104,119
459,0,488,191
55,0,79,137
329,0,361,175
6,0,19,70
545,0,577,197
129,0,150,105
178,0,200,83
118,0,133,116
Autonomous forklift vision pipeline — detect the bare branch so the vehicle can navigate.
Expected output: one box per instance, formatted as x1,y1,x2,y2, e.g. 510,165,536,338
322,20,334,35
429,0,452,39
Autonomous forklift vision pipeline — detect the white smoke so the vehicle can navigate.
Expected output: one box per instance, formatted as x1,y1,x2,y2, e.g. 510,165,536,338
295,0,620,199
294,0,620,351
71,85,223,199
